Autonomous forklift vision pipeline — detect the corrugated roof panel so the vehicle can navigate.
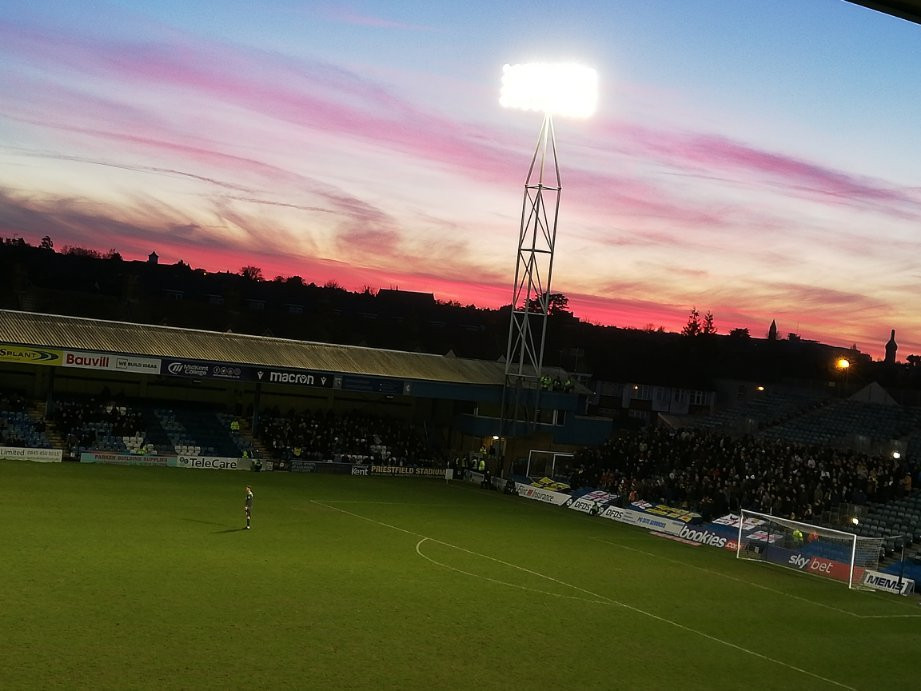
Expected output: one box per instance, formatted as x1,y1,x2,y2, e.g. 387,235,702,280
0,310,507,385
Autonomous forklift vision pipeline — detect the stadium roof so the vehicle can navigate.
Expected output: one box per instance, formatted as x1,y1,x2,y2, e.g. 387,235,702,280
846,0,921,24
0,310,508,386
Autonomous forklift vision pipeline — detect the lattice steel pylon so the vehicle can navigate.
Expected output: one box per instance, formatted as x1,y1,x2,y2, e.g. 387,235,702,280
501,114,561,436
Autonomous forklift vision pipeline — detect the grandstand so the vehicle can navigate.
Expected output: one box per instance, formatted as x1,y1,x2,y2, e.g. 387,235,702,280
0,309,609,464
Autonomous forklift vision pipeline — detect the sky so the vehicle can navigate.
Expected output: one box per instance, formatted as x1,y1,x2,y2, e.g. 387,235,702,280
1,1,920,359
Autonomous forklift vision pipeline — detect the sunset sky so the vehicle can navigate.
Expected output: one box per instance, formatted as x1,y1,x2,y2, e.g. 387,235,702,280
1,1,920,358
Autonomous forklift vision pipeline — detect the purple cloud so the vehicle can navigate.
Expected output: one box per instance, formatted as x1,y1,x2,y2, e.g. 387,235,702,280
602,120,921,218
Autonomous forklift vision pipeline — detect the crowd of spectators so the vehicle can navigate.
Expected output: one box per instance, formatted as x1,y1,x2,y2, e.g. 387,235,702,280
258,408,434,466
52,398,152,457
570,427,918,522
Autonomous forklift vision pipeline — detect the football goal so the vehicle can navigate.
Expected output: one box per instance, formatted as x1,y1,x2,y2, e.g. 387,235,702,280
523,450,574,480
736,509,883,589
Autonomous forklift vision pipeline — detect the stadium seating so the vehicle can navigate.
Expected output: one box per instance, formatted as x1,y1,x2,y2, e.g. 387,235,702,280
52,398,154,457
0,408,52,449
761,399,921,450
686,389,829,434
153,408,251,458
257,409,433,466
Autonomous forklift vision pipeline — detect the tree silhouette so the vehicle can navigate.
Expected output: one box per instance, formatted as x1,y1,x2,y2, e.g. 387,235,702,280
681,307,701,337
240,266,264,282
527,292,569,315
702,310,717,335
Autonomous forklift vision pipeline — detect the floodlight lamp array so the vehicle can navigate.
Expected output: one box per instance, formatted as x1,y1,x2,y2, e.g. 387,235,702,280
500,62,598,118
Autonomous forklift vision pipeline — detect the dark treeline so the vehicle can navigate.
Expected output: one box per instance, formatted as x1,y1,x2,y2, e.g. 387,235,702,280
3,237,921,397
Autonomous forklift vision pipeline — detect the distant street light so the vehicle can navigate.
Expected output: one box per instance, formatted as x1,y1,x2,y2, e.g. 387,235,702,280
836,357,850,394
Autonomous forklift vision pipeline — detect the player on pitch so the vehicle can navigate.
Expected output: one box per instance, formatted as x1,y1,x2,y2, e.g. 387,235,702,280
244,485,254,529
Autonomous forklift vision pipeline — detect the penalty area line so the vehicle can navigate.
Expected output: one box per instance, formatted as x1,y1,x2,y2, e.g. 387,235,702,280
592,537,863,619
312,500,855,690
591,538,921,620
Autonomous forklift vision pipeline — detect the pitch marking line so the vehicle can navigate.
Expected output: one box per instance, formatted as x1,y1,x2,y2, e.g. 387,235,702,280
415,539,612,605
312,500,855,690
304,500,462,506
591,537,921,620
593,537,861,618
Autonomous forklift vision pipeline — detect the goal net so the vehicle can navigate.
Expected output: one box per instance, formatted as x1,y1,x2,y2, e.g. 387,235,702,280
520,450,574,481
736,509,883,589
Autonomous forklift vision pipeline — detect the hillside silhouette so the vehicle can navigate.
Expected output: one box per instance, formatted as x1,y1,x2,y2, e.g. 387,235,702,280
3,236,920,399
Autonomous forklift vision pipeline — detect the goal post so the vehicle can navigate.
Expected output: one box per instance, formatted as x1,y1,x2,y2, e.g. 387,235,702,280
736,509,883,589
524,450,574,480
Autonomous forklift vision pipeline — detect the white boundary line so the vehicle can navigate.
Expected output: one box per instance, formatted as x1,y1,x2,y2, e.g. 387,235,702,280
312,500,856,690
304,500,463,506
415,538,612,605
591,537,921,620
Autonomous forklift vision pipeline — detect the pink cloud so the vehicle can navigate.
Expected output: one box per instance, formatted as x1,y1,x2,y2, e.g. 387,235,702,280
602,120,921,218
1,20,755,235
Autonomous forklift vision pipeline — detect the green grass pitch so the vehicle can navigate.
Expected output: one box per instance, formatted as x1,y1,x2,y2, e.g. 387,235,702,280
3,460,920,690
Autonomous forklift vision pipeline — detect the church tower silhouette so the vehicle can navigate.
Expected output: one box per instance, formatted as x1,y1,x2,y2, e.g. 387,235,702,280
884,329,897,365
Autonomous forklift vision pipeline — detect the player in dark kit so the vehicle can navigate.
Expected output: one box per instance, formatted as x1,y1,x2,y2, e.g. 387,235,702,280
244,486,253,529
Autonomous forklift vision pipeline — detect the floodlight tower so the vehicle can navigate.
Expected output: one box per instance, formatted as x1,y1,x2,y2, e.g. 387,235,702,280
498,62,597,444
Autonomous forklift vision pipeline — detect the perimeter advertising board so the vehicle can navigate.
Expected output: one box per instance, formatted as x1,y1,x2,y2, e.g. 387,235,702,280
0,345,62,366
254,367,334,388
369,465,443,478
63,350,161,375
761,545,856,583
514,481,571,506
629,499,700,524
80,452,171,466
289,460,353,474
566,489,618,515
600,504,685,536
174,456,252,471
861,569,914,595
0,446,63,462
160,359,252,381
341,376,404,395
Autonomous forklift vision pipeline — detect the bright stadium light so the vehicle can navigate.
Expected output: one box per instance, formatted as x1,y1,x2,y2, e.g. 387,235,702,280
893,451,901,459
500,62,598,118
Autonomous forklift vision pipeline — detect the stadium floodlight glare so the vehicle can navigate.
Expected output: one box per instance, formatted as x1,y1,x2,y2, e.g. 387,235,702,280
499,60,597,447
500,62,598,118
